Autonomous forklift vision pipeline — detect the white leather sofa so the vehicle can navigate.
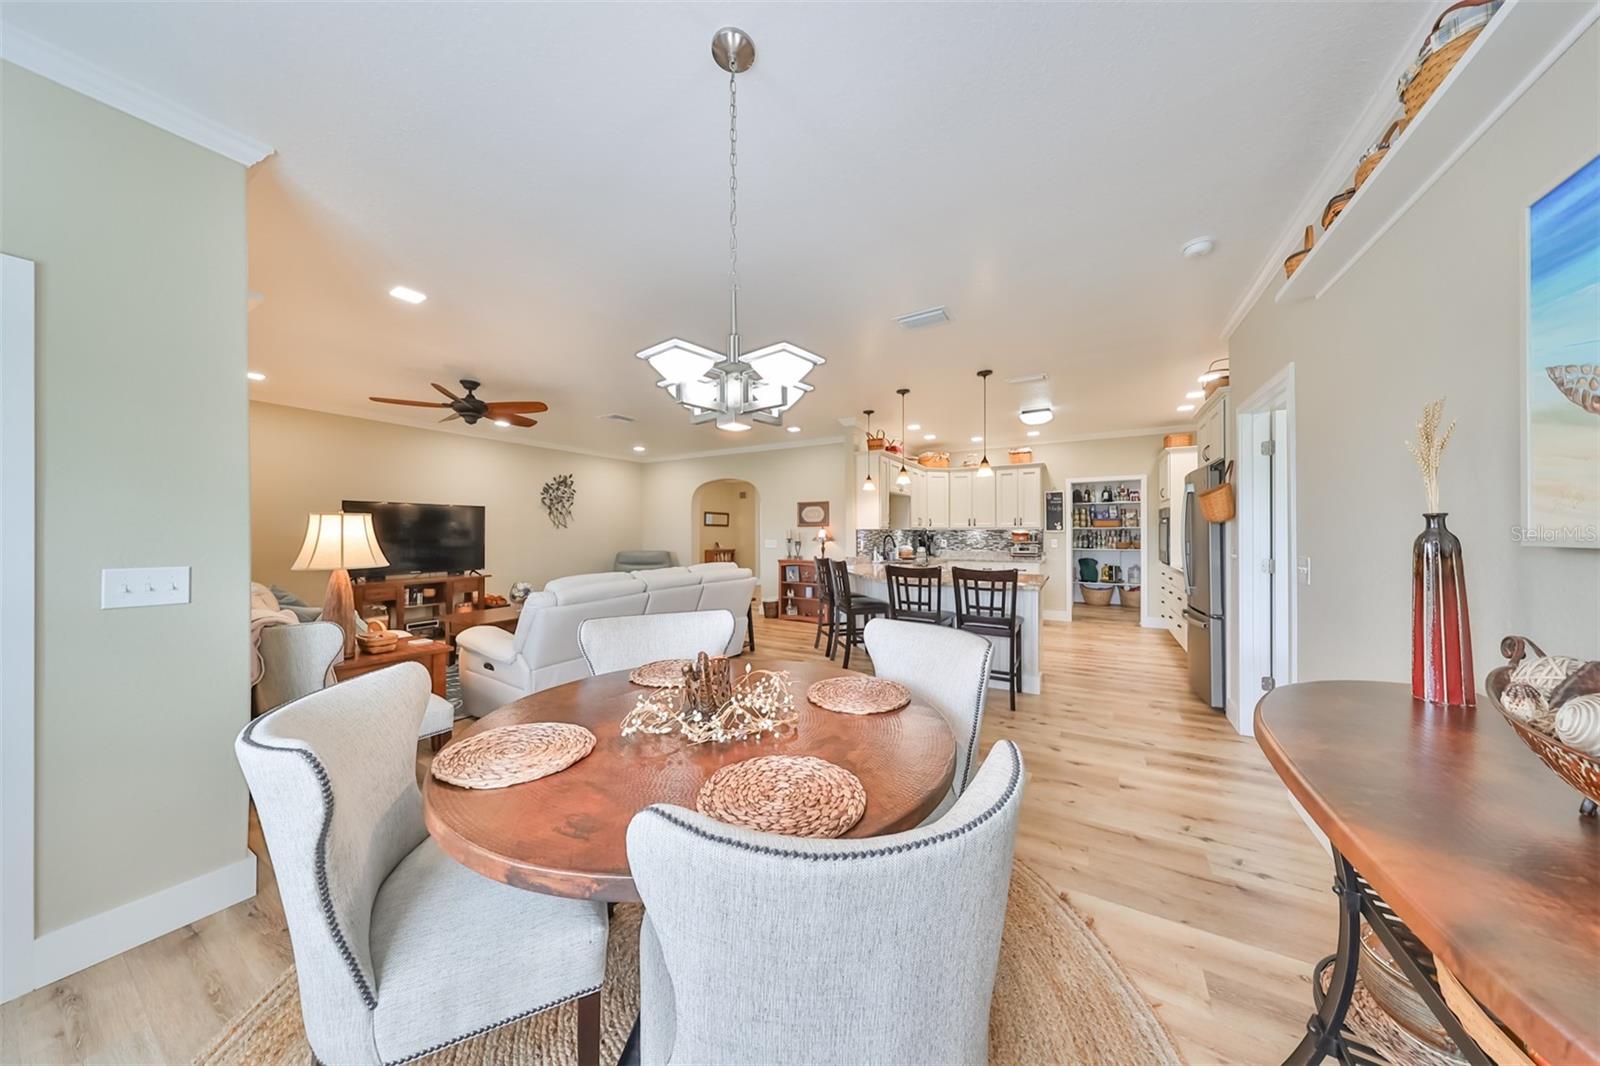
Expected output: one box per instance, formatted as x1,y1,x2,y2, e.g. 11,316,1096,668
456,562,757,717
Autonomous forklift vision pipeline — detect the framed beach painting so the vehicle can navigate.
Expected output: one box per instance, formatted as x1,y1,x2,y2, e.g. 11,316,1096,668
1522,153,1600,549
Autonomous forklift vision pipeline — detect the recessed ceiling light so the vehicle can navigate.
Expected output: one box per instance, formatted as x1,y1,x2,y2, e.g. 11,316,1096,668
970,435,983,443
493,419,511,427
1185,390,1205,399
246,371,266,382
923,433,937,441
1182,236,1216,259
1026,430,1040,438
1018,407,1054,426
907,423,921,432
389,285,427,304
1176,404,1196,413
786,425,802,433
632,444,647,452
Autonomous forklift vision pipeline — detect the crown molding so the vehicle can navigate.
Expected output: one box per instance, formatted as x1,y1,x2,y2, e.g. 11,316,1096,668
1021,424,1192,448
1,28,274,166
1219,4,1437,340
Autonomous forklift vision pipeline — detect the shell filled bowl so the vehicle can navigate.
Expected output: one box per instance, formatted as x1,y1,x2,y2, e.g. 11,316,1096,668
1486,636,1600,814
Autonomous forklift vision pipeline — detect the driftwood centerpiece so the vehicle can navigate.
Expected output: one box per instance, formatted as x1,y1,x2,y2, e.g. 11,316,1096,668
621,651,796,744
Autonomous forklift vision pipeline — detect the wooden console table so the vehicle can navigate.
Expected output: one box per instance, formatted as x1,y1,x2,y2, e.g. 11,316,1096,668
1256,681,1599,1066
353,573,488,632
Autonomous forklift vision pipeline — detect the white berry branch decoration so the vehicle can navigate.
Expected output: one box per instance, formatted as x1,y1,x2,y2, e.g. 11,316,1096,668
1404,398,1456,514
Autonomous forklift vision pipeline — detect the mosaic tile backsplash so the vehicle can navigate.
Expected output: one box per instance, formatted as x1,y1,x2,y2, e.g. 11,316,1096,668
855,527,1040,556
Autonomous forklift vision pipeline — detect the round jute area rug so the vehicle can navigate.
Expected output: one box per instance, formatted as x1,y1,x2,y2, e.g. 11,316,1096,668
194,861,1182,1066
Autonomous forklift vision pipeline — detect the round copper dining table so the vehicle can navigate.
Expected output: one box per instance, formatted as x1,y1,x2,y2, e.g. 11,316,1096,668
423,655,956,902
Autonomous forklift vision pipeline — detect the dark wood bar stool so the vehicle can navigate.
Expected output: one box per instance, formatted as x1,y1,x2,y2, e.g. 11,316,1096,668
813,555,835,656
885,565,954,627
826,558,887,669
951,566,1021,711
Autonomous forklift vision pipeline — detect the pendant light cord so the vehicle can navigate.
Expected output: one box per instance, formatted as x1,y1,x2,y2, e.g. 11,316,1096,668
727,55,739,341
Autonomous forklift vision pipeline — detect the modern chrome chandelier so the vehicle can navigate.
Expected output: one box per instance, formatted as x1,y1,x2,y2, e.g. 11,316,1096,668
635,27,824,432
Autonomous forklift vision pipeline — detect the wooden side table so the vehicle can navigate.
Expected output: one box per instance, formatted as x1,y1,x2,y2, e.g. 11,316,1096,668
333,636,450,698
440,605,521,645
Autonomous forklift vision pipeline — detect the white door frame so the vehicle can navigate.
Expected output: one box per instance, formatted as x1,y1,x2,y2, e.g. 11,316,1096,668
1,255,37,1001
1060,473,1149,626
1232,364,1298,737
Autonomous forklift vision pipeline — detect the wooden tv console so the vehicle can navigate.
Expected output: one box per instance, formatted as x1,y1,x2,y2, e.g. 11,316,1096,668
353,573,490,632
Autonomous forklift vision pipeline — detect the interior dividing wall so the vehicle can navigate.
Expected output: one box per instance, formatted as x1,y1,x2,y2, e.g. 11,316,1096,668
692,479,758,568
1,63,252,938
1228,23,1600,685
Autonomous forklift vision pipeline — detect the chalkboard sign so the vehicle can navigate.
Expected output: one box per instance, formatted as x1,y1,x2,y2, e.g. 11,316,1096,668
1045,490,1065,531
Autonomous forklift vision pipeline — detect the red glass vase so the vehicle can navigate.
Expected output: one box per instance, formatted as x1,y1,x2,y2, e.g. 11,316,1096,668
1411,513,1474,706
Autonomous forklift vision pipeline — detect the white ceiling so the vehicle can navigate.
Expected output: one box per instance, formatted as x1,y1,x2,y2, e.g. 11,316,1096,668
5,1,1433,460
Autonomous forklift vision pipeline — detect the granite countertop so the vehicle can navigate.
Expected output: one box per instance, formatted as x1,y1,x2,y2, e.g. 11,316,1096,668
846,557,1049,590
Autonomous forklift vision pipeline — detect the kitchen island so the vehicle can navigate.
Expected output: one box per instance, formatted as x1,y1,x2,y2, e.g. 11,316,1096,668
844,557,1047,694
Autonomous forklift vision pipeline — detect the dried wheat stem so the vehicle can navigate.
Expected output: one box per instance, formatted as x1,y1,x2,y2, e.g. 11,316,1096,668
1404,398,1455,513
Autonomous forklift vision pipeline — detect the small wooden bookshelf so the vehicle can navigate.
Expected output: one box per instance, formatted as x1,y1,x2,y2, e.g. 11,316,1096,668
778,558,822,622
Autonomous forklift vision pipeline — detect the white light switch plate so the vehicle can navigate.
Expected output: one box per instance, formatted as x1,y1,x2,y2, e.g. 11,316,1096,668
101,566,190,609
1048,538,1059,549
763,539,777,549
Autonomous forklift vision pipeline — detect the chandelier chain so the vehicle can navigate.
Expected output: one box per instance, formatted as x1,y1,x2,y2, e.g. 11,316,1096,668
728,55,739,336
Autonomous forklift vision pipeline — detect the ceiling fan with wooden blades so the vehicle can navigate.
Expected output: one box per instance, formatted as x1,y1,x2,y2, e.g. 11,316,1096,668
369,378,548,427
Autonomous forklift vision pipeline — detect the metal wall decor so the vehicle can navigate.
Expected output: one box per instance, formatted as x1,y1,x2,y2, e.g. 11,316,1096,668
541,474,576,528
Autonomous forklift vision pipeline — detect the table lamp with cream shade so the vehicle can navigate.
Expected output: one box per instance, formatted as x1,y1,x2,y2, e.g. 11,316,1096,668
291,512,388,659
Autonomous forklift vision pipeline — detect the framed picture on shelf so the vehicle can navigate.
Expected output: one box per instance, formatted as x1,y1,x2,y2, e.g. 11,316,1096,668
703,511,731,527
1522,152,1600,548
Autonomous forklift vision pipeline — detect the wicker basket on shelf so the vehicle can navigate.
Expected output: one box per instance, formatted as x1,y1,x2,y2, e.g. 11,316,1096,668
1284,226,1314,279
917,451,950,468
866,430,887,451
1354,119,1406,189
1007,447,1033,464
1119,587,1141,609
1080,585,1114,607
1399,0,1501,122
1322,187,1356,231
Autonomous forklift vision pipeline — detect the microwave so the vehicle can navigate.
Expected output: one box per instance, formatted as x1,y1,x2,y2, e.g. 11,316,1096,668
1158,507,1171,565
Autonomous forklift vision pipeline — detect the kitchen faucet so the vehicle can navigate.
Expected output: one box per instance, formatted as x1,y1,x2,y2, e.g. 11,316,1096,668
879,533,897,561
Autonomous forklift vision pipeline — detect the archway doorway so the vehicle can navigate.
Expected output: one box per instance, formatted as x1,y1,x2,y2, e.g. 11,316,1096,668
690,479,759,570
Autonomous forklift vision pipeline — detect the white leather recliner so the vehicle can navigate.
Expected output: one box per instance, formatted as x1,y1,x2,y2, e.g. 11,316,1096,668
456,563,757,717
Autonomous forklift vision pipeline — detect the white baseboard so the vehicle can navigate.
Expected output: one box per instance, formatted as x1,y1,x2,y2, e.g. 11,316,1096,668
28,853,256,991
1139,618,1168,629
1041,609,1071,622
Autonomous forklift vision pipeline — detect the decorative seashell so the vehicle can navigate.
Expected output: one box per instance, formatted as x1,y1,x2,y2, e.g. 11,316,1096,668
1546,364,1600,414
1510,654,1585,697
1554,694,1600,756
1501,681,1550,724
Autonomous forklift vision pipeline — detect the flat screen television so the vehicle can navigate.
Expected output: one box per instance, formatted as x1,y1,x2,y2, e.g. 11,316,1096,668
342,500,485,577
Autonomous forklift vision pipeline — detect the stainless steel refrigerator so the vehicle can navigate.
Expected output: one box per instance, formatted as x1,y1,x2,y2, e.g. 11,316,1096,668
1183,462,1226,709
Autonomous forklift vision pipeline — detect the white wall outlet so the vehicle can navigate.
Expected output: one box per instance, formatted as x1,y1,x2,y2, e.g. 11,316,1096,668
1296,556,1312,586
763,539,778,550
101,566,190,609
1048,538,1059,549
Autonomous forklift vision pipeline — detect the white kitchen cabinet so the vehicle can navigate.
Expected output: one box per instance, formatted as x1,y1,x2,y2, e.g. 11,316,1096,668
1195,389,1230,466
1017,467,1042,526
1159,446,1198,570
925,469,950,528
947,469,973,527
971,470,996,526
909,465,927,526
993,466,1043,526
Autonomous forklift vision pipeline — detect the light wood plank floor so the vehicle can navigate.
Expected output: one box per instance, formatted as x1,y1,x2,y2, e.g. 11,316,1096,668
2,612,1333,1065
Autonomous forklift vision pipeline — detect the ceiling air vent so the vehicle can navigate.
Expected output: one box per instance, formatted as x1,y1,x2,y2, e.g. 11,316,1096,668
894,306,949,329
1005,373,1048,385
598,413,636,422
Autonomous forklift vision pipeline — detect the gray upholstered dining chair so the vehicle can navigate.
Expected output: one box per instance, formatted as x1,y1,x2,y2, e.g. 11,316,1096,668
576,609,736,676
864,617,994,817
254,620,454,747
236,664,609,1065
626,740,1024,1066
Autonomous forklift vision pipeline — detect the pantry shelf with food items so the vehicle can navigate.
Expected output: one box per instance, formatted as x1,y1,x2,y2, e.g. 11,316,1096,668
1063,476,1150,625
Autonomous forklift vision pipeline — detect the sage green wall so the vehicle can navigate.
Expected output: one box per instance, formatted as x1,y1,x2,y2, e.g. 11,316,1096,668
1228,24,1600,686
1,64,252,934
